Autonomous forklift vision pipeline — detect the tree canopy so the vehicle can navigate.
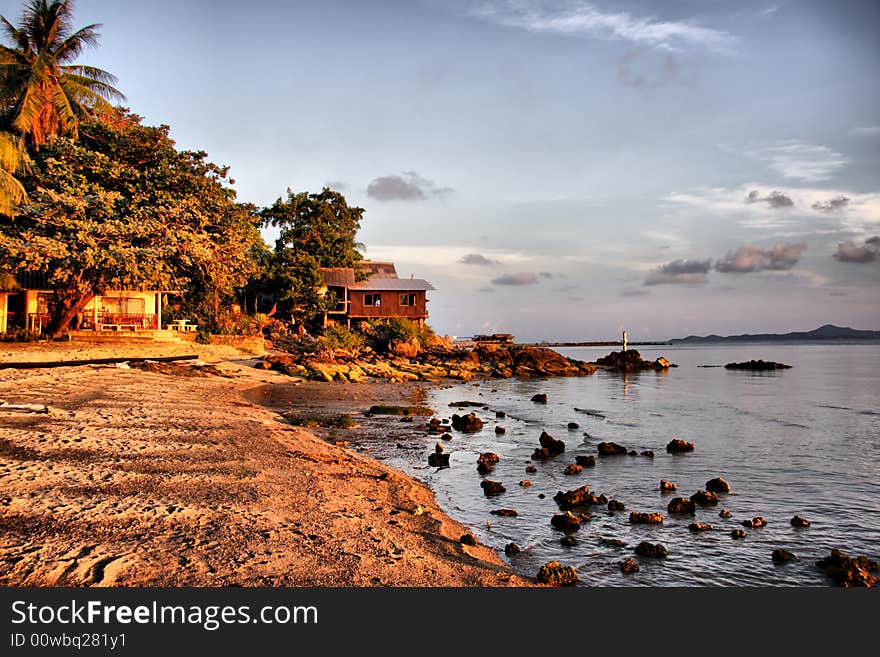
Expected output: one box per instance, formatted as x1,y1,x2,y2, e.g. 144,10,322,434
0,110,263,336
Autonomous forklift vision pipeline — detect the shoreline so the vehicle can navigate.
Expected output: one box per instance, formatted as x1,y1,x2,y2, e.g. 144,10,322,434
0,342,530,587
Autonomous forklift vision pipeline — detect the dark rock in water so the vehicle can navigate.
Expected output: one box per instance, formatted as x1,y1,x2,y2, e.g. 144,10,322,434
496,410,506,418
640,450,654,457
459,534,477,546
576,455,596,467
688,522,713,532
563,463,583,475
537,561,578,586
654,357,671,369
567,422,579,430
490,508,518,517
634,541,668,558
440,432,453,441
553,485,598,510
816,549,879,587
519,480,532,487
742,516,768,528
731,529,747,539
538,493,545,499
597,441,628,456
628,450,638,456
791,515,811,527
608,500,626,512
427,452,450,468
494,426,506,435
772,549,797,563
719,508,732,518
539,431,566,454
667,497,696,514
706,477,731,493
560,535,578,547
600,538,628,548
531,447,551,460
660,480,678,492
629,511,664,525
525,465,537,473
620,558,640,574
531,393,548,404
476,452,500,474
724,360,792,371
400,415,413,423
504,543,521,556
691,490,720,506
480,480,506,496
551,512,582,532
449,400,484,407
666,438,695,453
595,349,674,372
451,413,483,433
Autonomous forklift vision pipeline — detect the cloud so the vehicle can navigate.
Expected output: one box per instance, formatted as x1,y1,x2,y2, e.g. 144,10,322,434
469,1,737,53
366,171,453,201
745,189,793,208
324,180,347,191
745,142,847,182
833,236,879,263
459,253,499,266
492,272,541,286
715,243,806,273
644,258,711,285
849,125,880,137
811,196,850,212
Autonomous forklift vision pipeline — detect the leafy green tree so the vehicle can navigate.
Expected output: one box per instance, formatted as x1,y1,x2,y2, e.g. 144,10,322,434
0,111,263,336
0,0,124,149
0,131,28,215
260,187,365,328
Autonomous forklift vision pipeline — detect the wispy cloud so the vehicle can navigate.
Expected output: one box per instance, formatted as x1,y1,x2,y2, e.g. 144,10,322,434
366,171,453,201
715,243,806,273
469,1,737,53
849,125,880,137
745,141,848,182
745,189,793,208
459,253,500,266
644,258,711,285
492,272,541,286
833,236,879,263
812,196,849,212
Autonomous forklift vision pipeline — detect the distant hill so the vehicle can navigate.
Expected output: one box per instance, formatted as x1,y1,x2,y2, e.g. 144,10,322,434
670,324,880,344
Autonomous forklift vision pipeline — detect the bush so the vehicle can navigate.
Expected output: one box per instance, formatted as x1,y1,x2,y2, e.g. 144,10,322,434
361,318,435,352
318,325,364,355
195,328,212,344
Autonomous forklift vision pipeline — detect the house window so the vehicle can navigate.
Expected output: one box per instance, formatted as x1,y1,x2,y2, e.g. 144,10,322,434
400,293,416,306
365,293,381,307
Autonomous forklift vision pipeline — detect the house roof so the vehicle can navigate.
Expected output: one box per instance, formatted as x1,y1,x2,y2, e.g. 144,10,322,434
351,277,435,291
319,268,356,288
361,261,397,278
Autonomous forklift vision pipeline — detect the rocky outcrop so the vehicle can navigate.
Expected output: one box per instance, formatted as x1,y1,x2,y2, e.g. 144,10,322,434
640,450,654,457
494,426,506,435
551,512,582,532
634,542,668,558
480,480,506,496
731,529,746,539
567,422,579,430
451,413,483,433
476,452,499,474
816,549,878,587
563,464,583,475
519,480,532,487
597,441,628,456
724,360,792,371
741,516,768,528
575,455,596,467
688,522,713,532
629,511,664,524
791,515,810,527
772,549,797,563
459,534,477,546
490,509,518,517
525,465,537,473
504,543,521,556
691,490,720,506
537,561,578,586
706,477,731,493
553,485,605,510
719,508,732,518
666,439,695,453
427,452,449,467
531,393,548,404
608,500,626,512
619,558,640,574
667,497,696,514
532,431,565,460
593,349,674,372
660,480,678,492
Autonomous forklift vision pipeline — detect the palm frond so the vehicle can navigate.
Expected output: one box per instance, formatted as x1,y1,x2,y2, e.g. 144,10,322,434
0,168,27,216
54,23,101,62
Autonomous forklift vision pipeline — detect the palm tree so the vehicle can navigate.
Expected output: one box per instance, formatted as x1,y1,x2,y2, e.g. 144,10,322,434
0,0,124,149
0,130,28,215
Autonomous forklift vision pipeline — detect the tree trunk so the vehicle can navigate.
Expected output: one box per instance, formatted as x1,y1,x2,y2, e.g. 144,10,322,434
47,290,93,339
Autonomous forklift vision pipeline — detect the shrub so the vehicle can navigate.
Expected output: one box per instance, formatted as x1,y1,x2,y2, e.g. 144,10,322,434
317,325,364,356
361,318,435,352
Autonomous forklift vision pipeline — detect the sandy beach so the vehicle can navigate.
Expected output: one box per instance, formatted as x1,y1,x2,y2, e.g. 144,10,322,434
0,341,528,587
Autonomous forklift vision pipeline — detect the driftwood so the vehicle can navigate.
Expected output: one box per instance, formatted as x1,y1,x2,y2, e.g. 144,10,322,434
0,401,49,413
0,354,199,370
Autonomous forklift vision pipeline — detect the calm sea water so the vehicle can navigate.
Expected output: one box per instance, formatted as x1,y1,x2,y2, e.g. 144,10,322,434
371,343,880,586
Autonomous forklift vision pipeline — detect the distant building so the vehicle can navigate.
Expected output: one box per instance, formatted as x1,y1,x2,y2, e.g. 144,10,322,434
318,261,435,328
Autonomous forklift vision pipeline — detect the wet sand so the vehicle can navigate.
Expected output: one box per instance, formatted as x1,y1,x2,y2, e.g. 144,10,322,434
0,342,529,587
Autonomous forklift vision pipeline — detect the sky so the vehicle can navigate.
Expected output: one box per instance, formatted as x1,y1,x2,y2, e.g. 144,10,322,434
4,0,878,341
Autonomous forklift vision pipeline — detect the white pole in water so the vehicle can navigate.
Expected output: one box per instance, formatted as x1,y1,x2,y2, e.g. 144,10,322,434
622,330,628,352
